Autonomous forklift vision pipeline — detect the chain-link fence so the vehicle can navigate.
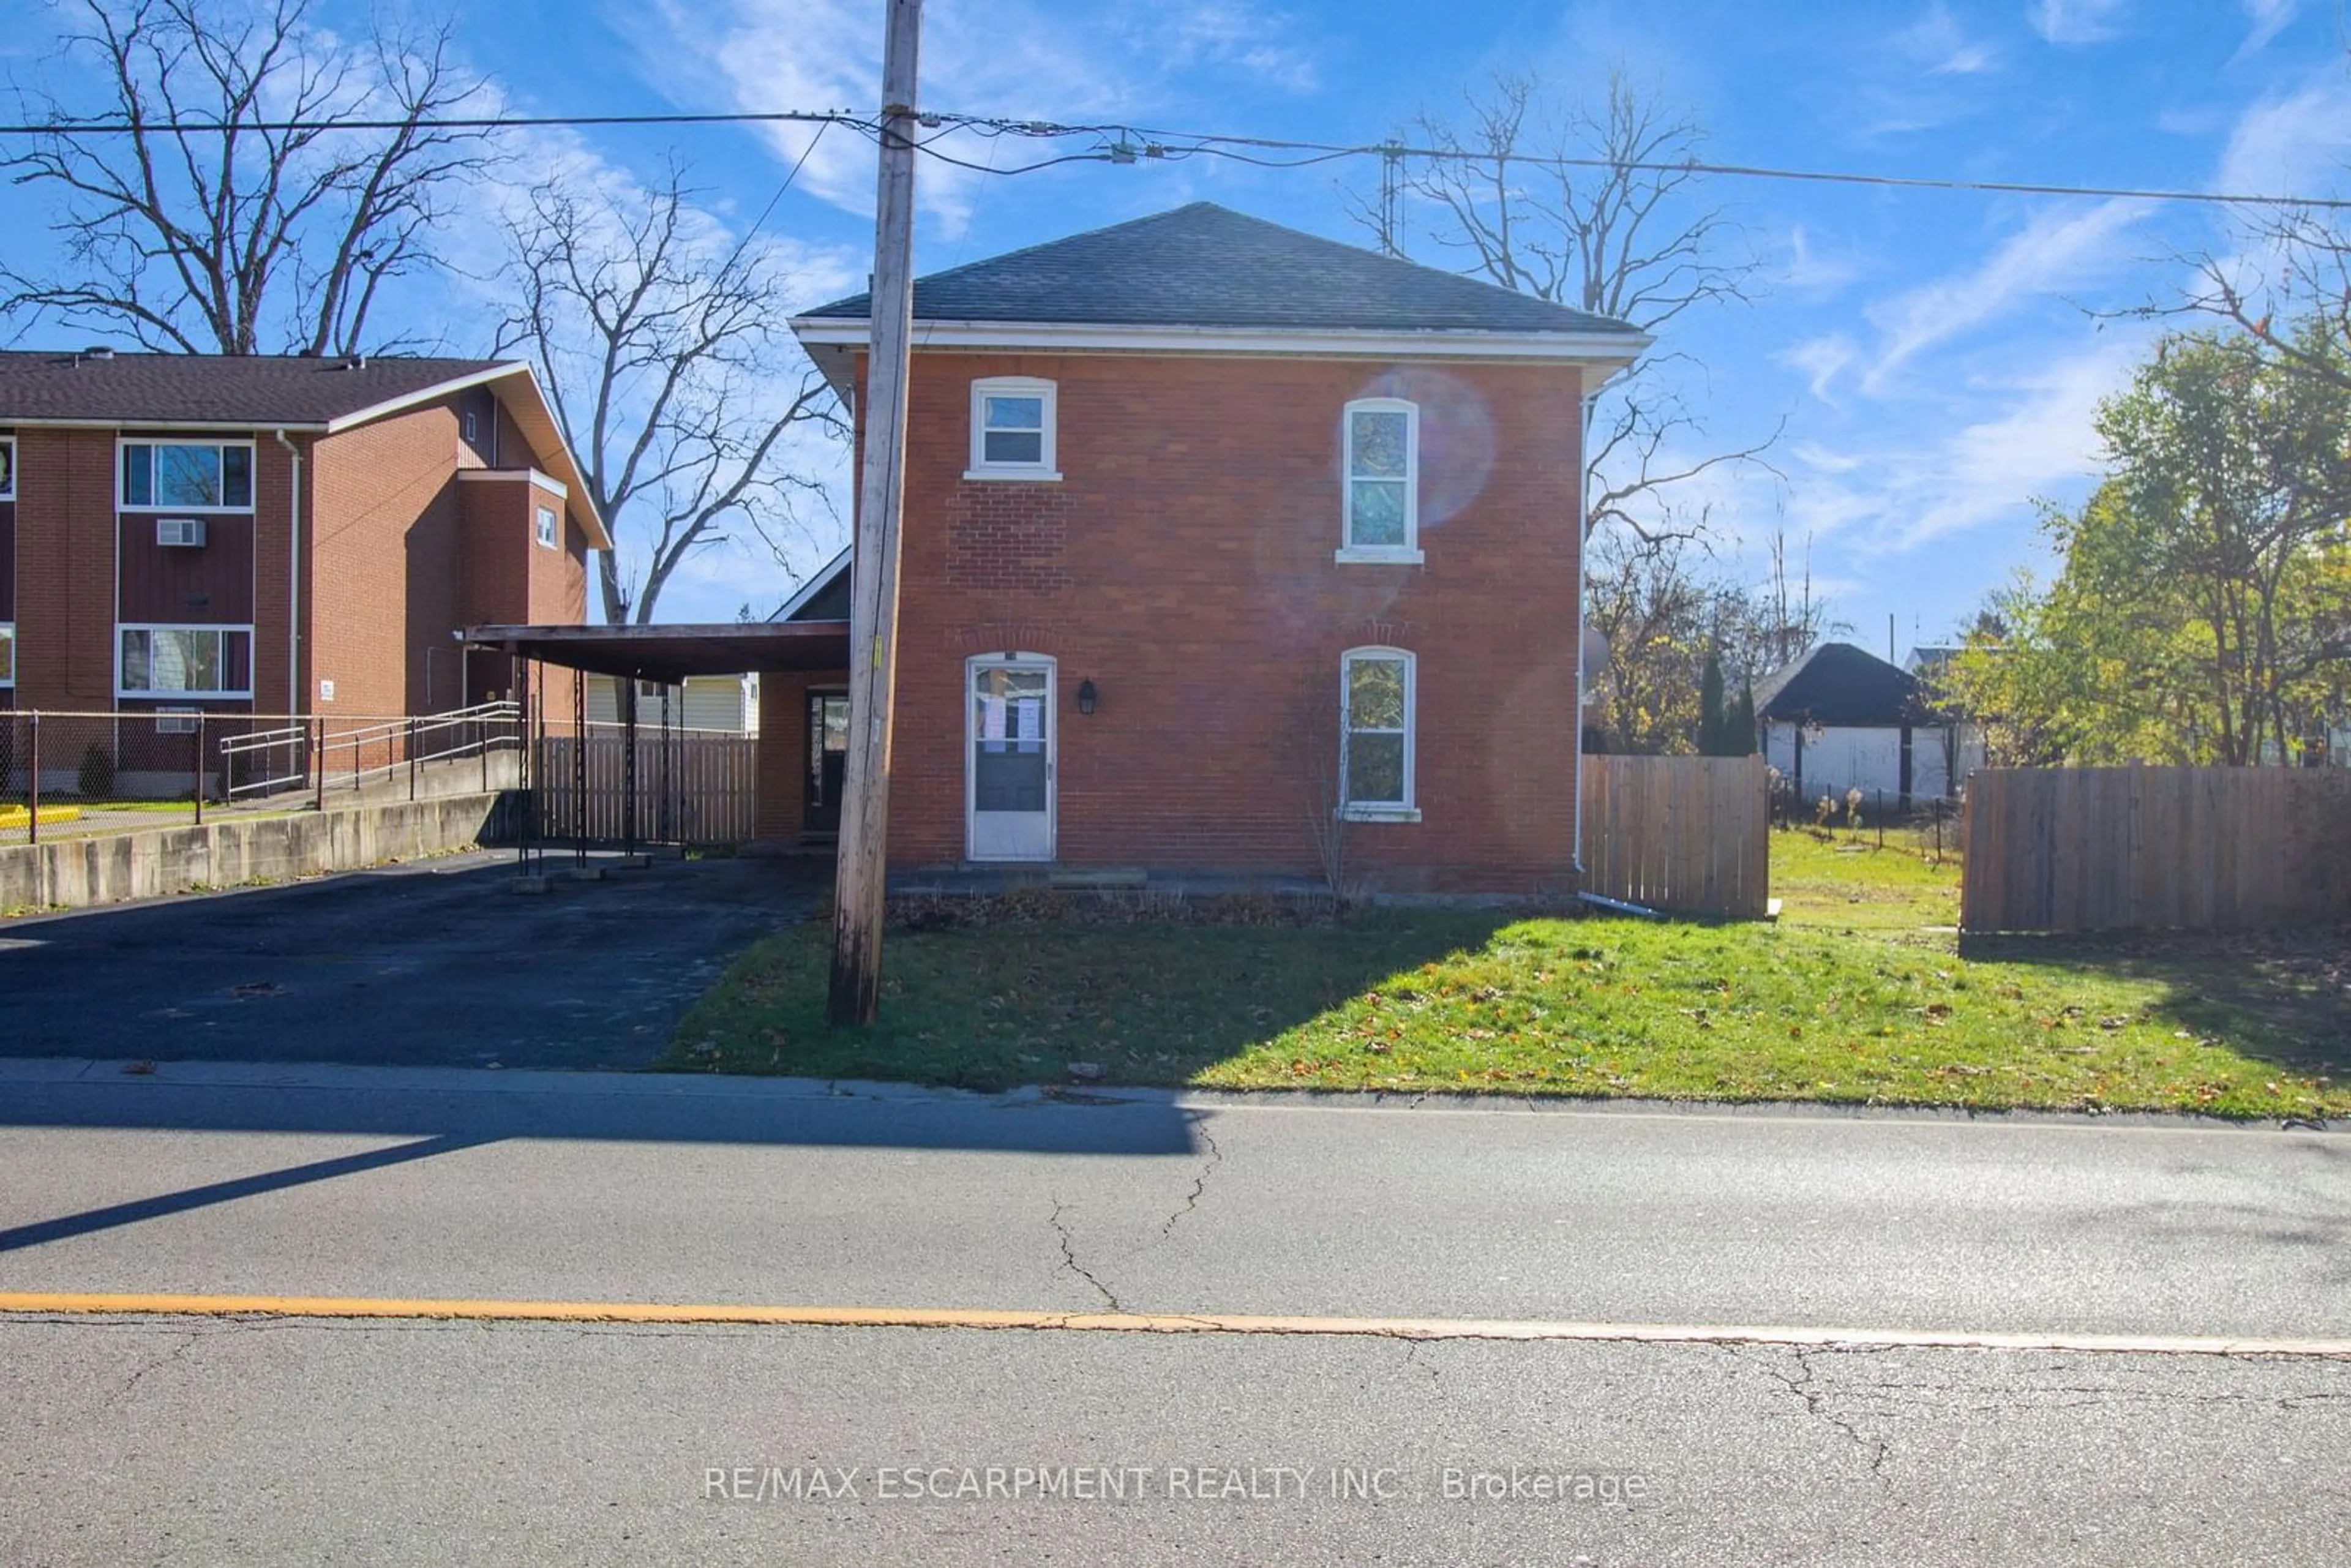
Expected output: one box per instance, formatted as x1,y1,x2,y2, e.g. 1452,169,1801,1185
1,703,523,847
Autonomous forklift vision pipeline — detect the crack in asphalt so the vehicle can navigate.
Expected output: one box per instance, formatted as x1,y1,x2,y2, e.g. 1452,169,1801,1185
1048,1201,1122,1314
1733,1344,1893,1482
1040,1121,1224,1313
103,1329,199,1410
1955,1386,2351,1414
1156,1123,1223,1245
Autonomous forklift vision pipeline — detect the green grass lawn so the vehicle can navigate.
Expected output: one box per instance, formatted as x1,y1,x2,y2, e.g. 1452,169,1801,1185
666,834,2349,1119
1772,828,1960,934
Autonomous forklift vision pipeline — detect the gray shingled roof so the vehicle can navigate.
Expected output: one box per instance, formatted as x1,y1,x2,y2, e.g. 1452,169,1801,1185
800,203,1641,336
1753,642,1935,727
0,351,515,426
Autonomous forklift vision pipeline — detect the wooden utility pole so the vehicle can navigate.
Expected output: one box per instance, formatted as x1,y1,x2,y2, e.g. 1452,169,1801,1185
829,0,923,1026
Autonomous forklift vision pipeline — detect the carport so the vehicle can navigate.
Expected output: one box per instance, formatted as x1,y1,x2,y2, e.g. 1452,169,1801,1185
460,621,849,864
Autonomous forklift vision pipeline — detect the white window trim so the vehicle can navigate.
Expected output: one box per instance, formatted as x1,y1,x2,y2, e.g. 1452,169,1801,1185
535,503,560,550
0,623,15,689
117,437,258,515
966,377,1062,481
115,622,256,699
1339,645,1420,822
0,435,15,501
1338,398,1423,565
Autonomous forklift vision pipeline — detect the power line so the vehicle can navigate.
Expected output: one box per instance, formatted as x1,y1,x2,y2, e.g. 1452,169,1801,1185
8,103,2350,211
944,112,2351,210
0,108,874,137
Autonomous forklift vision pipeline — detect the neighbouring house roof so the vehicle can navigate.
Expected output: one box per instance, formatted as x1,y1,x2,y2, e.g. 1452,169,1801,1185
770,546,851,624
790,203,1649,389
0,349,610,548
0,350,505,426
803,203,1643,334
1753,642,1936,727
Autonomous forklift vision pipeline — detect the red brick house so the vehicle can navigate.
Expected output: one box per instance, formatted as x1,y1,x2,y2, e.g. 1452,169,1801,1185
754,204,1646,895
0,351,606,727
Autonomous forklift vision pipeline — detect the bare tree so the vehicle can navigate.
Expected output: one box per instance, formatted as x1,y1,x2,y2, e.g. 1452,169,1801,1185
493,166,847,625
2159,207,2351,394
1284,667,1357,902
1583,520,1843,753
3,0,492,355
1348,70,1777,547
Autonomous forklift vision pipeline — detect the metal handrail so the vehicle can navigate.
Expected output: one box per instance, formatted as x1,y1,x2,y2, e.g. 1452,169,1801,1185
220,699,522,801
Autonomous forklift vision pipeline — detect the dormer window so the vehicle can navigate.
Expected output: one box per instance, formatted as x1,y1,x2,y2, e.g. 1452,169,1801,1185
967,377,1059,481
1337,398,1422,564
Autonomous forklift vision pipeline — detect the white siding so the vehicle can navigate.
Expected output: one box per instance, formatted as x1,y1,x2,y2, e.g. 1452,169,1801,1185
586,674,756,733
1766,721,1986,804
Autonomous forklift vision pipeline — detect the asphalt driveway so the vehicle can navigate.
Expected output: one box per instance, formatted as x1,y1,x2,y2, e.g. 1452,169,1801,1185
0,852,826,1070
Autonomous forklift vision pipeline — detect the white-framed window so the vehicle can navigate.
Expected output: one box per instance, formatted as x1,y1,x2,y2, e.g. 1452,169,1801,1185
966,377,1060,481
0,624,15,688
119,439,255,512
0,435,15,500
117,625,254,698
1338,398,1422,564
1340,646,1418,820
535,503,559,549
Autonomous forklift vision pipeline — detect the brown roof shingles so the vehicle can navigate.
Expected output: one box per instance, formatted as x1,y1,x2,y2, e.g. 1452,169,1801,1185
0,350,516,427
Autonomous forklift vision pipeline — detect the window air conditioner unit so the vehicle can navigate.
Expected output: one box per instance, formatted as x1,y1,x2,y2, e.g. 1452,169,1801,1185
157,518,207,547
154,708,200,735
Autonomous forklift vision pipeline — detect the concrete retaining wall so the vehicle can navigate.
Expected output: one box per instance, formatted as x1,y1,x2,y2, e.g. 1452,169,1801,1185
0,791,522,913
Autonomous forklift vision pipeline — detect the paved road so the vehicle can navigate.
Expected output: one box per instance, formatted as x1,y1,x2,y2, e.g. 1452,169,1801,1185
2,1068,2346,1563
0,853,822,1070
7,1314,2347,1566
1,1065,2344,1336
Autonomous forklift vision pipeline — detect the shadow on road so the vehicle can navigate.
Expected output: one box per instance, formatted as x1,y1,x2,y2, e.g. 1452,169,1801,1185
0,1132,490,1255
0,1068,1207,1256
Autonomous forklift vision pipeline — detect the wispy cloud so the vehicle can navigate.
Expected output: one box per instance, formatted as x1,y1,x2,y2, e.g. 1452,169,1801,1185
1897,340,2135,546
1105,2,1322,93
1845,3,2001,137
2233,0,2298,62
2028,0,2128,45
1895,3,1998,75
1859,200,2147,393
2156,103,2228,137
2214,77,2351,199
1782,334,1859,404
628,0,1321,233
1782,225,1867,297
1778,336,2142,556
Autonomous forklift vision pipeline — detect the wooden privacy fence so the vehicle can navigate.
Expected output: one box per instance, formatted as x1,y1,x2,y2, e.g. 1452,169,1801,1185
1960,765,2351,934
536,730,757,847
1580,753,1771,919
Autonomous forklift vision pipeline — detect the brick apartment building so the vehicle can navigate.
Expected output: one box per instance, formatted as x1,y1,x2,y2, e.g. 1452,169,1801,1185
749,203,1648,893
0,351,606,730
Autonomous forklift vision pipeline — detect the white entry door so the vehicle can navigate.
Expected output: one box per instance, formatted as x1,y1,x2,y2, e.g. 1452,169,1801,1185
967,655,1056,861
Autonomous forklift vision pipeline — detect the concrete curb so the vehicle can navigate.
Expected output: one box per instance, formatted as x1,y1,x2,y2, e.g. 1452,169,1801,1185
0,1056,2327,1133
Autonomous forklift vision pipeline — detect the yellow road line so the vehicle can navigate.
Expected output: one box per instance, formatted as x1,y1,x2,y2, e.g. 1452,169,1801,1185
1,1292,2348,1357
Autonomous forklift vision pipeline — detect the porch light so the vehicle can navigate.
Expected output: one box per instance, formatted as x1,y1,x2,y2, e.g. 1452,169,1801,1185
1077,678,1098,715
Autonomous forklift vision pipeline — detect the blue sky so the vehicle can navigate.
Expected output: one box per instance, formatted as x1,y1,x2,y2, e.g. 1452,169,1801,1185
12,1,2351,651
